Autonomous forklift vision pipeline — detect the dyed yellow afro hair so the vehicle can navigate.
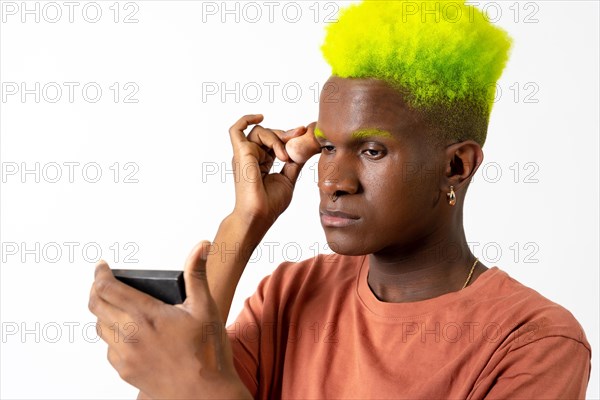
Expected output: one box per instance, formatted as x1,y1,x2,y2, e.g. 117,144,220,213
320,0,513,146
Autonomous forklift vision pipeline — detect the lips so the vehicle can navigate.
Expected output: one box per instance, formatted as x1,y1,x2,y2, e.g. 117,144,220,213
320,209,360,228
321,209,360,219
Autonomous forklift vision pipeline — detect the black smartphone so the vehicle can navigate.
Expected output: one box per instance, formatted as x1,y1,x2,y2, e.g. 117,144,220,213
111,269,186,305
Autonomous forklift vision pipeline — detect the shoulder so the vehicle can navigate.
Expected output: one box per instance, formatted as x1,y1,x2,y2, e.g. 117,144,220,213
473,267,591,354
469,268,592,398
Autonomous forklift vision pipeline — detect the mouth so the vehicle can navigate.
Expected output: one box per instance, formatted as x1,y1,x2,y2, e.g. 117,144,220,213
319,209,361,228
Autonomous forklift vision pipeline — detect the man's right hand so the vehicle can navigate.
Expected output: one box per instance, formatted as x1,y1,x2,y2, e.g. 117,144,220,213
228,114,319,232
207,114,320,324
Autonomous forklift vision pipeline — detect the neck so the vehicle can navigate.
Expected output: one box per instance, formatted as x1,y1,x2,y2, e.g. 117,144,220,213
367,221,483,303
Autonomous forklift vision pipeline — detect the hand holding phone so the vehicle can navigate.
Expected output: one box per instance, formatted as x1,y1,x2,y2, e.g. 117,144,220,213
89,242,252,399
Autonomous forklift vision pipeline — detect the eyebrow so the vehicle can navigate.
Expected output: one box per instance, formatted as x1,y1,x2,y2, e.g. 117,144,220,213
314,126,327,139
314,126,393,140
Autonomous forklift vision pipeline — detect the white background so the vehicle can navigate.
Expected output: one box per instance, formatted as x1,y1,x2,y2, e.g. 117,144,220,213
0,1,598,398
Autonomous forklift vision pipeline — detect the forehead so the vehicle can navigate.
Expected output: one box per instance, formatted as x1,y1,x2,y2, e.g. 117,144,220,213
317,76,425,139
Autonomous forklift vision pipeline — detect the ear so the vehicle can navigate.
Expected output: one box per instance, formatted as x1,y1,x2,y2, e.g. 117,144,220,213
441,140,484,192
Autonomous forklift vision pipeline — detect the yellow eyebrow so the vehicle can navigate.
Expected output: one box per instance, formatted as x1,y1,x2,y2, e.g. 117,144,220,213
314,127,393,140
314,126,327,139
351,128,393,139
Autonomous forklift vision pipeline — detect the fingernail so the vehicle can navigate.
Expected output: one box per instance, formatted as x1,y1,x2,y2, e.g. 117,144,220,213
200,241,212,261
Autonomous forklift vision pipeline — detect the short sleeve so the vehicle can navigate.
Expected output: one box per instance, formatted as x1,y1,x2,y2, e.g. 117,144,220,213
481,335,591,399
226,274,271,399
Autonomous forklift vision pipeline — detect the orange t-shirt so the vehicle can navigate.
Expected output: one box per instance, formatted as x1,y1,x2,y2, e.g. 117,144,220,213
227,253,591,399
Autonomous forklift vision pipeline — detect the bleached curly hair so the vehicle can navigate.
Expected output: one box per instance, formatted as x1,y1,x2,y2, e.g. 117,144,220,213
320,0,512,147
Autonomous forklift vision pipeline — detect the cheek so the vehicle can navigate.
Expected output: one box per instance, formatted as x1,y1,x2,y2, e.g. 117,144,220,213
359,165,401,214
362,162,429,211
364,176,404,219
317,155,337,185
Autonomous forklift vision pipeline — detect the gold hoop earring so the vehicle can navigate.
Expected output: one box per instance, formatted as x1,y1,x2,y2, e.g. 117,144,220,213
447,186,456,206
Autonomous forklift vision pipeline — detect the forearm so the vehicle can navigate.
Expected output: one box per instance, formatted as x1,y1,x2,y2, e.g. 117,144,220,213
207,213,269,323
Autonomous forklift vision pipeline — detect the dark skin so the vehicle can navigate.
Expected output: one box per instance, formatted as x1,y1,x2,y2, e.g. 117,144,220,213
316,75,488,302
90,75,490,398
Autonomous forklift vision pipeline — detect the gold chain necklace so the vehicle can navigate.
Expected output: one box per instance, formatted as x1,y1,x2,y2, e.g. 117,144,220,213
462,258,479,289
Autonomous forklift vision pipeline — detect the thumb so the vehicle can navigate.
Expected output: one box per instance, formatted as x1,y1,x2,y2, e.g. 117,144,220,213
182,240,214,310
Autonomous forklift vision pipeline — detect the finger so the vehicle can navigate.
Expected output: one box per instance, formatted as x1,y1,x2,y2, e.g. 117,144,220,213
304,121,320,150
228,114,264,154
281,161,304,184
247,125,290,162
93,261,159,313
228,115,270,187
107,346,122,371
99,318,142,349
285,123,322,164
183,241,214,311
96,319,125,345
89,281,130,326
279,122,319,180
271,126,307,143
258,152,275,177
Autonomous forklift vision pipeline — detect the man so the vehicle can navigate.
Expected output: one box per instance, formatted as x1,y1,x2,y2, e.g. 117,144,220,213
89,1,591,398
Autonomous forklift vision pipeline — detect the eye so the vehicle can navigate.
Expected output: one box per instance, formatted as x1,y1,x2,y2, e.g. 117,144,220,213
362,146,386,159
321,145,335,153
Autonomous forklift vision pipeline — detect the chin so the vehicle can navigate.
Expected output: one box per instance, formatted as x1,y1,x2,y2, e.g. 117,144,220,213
322,228,374,256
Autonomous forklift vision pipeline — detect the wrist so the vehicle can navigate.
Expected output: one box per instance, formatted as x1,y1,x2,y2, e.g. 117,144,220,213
227,210,274,238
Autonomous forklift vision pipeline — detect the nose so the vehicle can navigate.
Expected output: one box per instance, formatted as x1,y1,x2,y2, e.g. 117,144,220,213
318,156,360,199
